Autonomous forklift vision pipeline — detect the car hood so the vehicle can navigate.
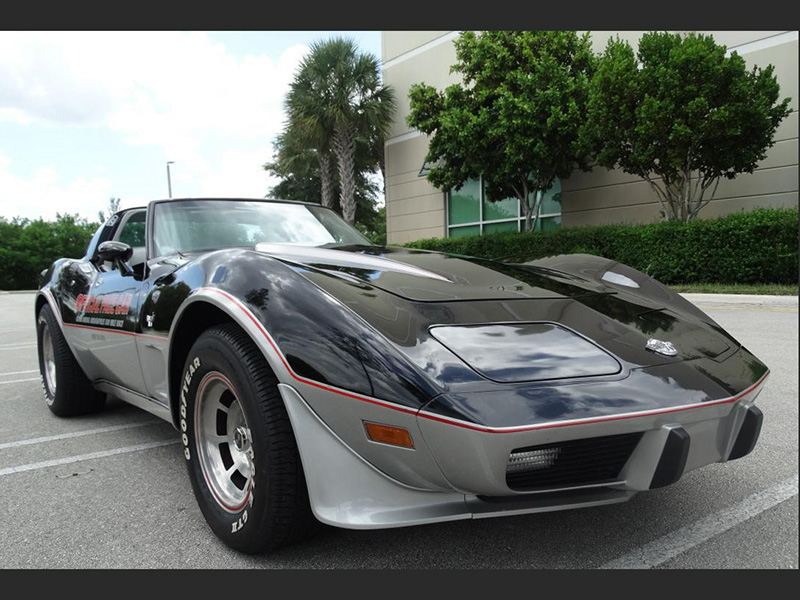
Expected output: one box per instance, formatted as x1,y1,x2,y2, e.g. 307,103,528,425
253,243,739,369
254,243,610,301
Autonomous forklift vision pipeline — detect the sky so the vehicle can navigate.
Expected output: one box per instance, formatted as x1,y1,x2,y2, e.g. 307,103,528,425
0,31,383,222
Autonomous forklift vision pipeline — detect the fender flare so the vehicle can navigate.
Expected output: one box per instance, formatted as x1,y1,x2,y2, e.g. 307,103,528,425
165,287,297,428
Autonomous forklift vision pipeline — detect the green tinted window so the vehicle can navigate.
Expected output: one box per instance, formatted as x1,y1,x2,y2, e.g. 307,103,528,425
539,215,562,232
118,211,146,247
483,183,518,222
447,176,561,238
448,179,480,225
483,221,519,234
531,179,562,215
449,225,480,238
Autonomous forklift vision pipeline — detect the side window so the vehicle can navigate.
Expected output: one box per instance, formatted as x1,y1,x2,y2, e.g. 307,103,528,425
104,210,147,274
117,211,146,248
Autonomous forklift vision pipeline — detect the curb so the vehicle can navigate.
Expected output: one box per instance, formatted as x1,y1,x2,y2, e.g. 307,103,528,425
680,293,799,307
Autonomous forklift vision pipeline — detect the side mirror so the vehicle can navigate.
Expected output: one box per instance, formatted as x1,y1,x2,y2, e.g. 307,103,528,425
97,241,134,276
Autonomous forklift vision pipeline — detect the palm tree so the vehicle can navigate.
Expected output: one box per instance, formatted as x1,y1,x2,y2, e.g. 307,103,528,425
285,37,395,224
282,110,336,209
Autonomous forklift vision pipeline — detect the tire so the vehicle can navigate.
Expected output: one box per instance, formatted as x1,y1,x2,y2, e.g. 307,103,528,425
37,304,106,417
181,323,318,553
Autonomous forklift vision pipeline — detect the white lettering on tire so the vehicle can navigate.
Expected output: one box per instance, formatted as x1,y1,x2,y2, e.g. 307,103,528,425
231,509,249,533
180,357,201,461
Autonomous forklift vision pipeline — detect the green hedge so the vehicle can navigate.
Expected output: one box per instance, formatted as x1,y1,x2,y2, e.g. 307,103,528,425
405,208,799,285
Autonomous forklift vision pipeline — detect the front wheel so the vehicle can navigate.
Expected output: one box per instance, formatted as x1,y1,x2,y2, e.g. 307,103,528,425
180,323,318,553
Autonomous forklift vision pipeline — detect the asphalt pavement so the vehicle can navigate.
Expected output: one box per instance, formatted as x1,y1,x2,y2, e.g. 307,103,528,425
0,291,796,568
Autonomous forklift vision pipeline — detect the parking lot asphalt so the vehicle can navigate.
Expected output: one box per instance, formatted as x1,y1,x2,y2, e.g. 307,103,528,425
0,291,796,569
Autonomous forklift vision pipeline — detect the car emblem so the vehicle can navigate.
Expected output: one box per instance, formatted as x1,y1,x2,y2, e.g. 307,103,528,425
145,314,155,328
646,338,678,356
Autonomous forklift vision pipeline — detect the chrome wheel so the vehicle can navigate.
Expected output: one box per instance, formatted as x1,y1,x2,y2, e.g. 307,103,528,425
41,322,57,400
195,372,254,512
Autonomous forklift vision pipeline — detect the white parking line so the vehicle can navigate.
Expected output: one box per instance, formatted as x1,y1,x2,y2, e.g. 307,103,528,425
0,344,37,351
0,377,40,385
600,475,799,569
0,370,38,377
0,420,161,450
0,439,180,477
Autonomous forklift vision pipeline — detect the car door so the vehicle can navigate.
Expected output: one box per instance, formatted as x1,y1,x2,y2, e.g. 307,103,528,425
60,209,150,395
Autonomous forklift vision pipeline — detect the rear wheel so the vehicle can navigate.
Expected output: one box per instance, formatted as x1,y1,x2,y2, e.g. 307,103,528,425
181,323,318,553
36,304,106,416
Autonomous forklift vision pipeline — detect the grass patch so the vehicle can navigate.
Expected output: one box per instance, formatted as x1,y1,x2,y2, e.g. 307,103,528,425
668,283,798,295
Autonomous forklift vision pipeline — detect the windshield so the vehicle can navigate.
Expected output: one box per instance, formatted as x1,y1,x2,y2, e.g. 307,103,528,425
152,200,371,257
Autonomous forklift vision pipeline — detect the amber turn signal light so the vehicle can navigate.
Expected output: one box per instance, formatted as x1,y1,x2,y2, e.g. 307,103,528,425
363,422,414,449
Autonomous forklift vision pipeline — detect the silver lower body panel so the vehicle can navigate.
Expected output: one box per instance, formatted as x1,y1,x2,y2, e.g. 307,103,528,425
279,377,764,529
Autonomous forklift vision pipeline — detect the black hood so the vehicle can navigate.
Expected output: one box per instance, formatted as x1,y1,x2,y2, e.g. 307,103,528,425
254,243,610,301
253,243,739,369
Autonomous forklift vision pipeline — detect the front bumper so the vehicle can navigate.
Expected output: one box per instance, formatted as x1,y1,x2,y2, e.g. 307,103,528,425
279,371,767,530
416,373,767,496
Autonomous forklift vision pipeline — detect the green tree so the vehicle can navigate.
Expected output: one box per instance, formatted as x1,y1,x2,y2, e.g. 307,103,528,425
264,136,385,243
407,31,595,232
355,204,386,246
0,214,98,290
265,130,323,204
285,37,395,224
584,32,792,222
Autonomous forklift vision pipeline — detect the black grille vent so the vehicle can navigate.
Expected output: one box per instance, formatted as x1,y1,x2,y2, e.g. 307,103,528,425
506,432,644,491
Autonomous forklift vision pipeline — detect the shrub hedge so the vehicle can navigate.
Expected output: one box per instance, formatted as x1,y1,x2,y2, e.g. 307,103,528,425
405,208,799,284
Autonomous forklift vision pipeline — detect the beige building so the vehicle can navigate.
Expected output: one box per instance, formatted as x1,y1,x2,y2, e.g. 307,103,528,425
381,31,799,244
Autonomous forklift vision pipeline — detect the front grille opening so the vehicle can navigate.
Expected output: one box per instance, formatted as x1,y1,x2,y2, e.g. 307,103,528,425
506,432,644,491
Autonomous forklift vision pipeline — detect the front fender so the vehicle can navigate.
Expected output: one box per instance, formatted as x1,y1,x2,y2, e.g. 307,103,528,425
151,249,440,422
154,250,451,489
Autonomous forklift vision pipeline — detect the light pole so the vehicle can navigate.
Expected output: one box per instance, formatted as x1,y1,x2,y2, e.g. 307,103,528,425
166,161,175,198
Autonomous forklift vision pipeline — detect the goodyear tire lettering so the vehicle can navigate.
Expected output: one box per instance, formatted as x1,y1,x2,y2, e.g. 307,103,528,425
180,356,201,461
231,509,248,533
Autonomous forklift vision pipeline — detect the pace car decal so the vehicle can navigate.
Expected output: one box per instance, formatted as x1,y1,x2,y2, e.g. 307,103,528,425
75,292,134,316
74,292,134,329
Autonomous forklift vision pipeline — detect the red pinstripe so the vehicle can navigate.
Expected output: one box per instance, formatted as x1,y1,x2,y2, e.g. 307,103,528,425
199,286,770,434
64,322,167,342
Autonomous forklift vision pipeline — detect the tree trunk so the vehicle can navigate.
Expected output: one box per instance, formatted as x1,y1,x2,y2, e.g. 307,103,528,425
333,124,357,224
376,142,386,195
521,196,533,232
318,153,335,209
520,188,547,233
663,177,691,222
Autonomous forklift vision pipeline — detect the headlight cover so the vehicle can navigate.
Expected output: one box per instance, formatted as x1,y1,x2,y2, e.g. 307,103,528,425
429,323,621,383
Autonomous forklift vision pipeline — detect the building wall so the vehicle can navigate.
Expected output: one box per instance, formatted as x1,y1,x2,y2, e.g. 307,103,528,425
381,30,799,243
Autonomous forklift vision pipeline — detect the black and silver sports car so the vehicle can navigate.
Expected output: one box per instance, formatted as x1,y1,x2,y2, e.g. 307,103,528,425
35,198,768,553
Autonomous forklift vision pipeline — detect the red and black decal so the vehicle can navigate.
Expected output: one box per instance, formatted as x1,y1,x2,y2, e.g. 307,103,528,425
75,293,134,316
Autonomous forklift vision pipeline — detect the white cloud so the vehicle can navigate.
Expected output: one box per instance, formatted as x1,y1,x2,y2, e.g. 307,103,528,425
0,32,306,137
198,145,282,198
0,151,112,221
0,32,310,215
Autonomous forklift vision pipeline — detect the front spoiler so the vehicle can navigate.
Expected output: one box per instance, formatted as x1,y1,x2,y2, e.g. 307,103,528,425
279,380,766,530
279,384,634,529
